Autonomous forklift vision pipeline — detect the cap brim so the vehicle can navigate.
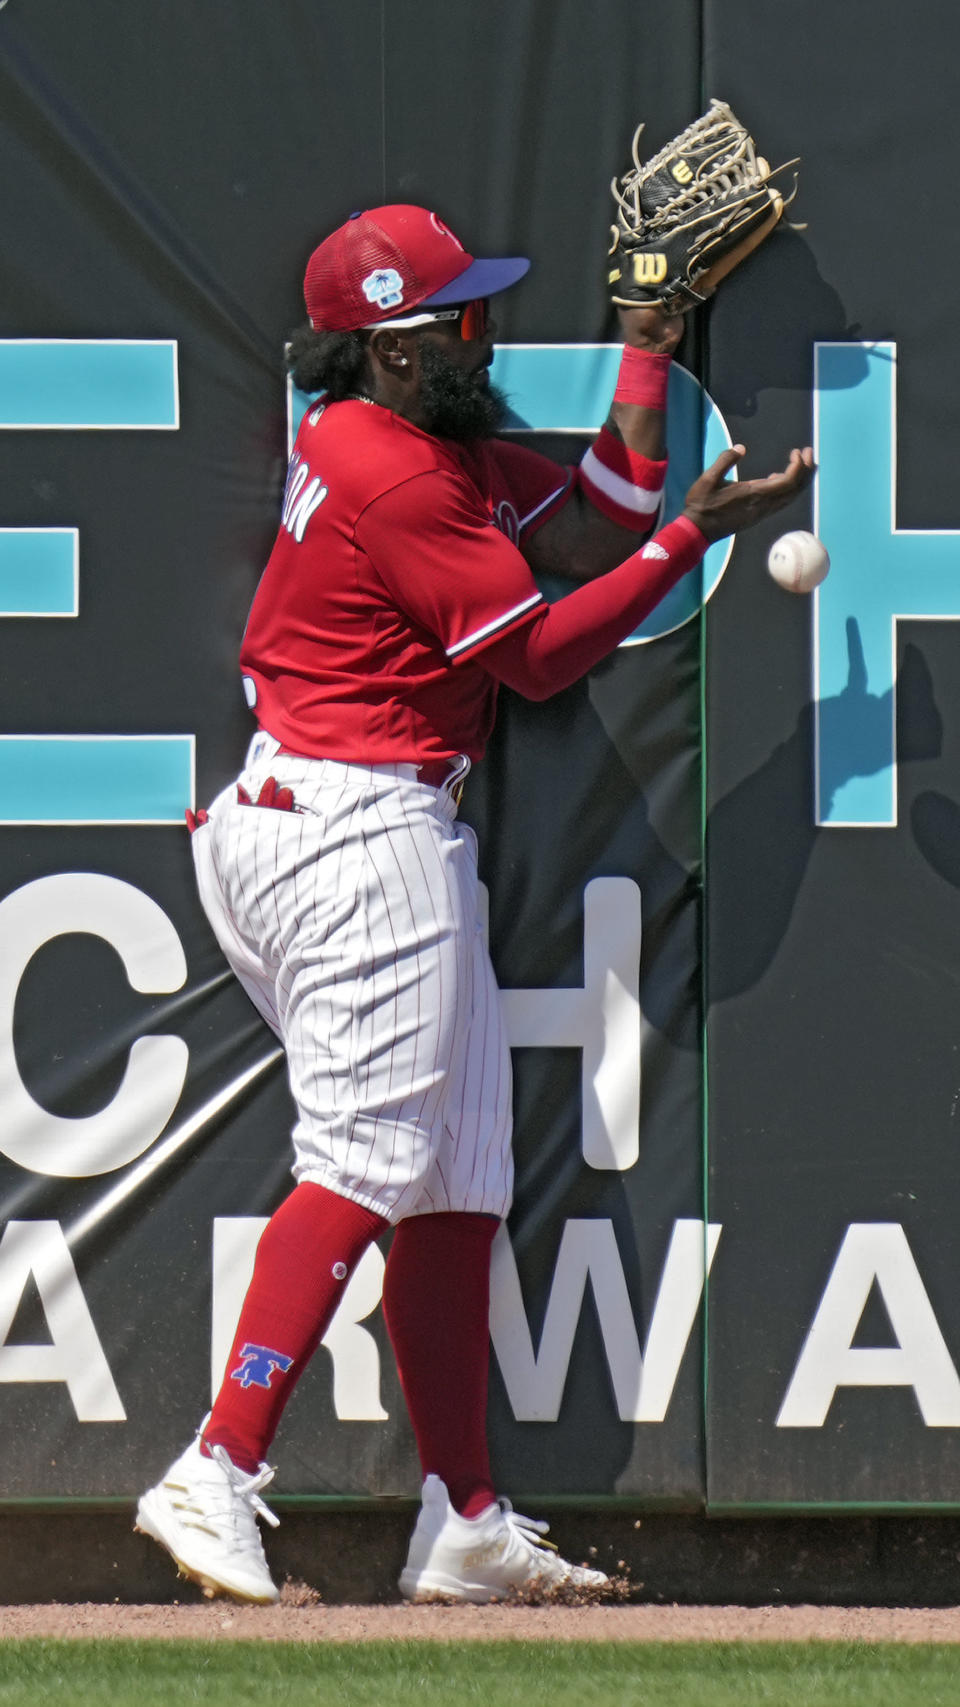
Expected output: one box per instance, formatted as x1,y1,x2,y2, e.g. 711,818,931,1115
419,255,530,307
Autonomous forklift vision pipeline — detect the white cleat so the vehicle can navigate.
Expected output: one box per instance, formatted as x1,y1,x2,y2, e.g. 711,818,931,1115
135,1427,281,1604
398,1475,610,1604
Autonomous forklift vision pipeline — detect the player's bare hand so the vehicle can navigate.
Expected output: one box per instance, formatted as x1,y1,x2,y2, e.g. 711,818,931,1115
616,302,686,355
682,445,816,543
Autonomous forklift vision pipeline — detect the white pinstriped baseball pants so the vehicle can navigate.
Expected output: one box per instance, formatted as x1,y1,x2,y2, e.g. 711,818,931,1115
190,736,513,1223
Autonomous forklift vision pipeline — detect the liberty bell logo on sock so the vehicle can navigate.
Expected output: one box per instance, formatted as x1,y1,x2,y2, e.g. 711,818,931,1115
230,1342,294,1390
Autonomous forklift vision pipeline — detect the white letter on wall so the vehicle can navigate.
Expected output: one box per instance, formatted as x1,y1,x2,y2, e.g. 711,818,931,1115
490,1217,721,1422
499,878,643,1171
0,1220,125,1419
777,1222,960,1427
0,874,188,1178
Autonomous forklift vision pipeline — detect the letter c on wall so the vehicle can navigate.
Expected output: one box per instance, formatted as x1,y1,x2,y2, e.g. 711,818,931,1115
0,874,188,1177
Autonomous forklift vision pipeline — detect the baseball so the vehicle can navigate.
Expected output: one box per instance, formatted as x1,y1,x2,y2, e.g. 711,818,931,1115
767,530,830,593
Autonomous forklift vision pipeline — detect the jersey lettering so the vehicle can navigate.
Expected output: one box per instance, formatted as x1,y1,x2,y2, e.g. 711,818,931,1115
281,453,328,543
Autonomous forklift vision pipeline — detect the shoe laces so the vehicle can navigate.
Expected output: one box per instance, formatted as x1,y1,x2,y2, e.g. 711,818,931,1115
499,1499,558,1557
208,1445,280,1530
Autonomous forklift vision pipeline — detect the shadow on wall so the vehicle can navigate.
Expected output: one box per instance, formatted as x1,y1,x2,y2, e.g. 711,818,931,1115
912,791,960,892
579,615,945,1020
706,626,942,1000
709,229,870,414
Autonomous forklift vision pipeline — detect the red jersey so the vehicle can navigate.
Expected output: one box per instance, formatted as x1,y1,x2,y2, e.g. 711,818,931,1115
240,399,571,763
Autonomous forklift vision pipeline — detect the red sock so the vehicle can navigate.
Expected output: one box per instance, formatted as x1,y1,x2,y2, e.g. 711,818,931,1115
203,1181,387,1471
382,1211,499,1519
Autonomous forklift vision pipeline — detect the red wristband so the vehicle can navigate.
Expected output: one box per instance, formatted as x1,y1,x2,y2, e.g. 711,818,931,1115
577,425,666,531
613,346,671,410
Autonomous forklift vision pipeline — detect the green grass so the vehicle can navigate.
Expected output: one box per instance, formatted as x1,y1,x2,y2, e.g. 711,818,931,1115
0,1641,959,1707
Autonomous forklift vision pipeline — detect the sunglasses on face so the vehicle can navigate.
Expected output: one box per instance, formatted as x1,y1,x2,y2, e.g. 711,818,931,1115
422,298,490,341
364,298,491,341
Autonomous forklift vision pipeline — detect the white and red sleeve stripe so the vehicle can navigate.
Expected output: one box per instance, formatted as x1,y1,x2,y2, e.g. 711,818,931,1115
576,425,667,533
446,589,546,661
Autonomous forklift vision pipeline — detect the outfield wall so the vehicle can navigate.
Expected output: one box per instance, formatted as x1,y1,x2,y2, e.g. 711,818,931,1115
1,0,959,1536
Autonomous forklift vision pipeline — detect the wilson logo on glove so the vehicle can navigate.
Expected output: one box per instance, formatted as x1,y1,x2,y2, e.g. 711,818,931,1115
608,98,801,314
631,253,668,287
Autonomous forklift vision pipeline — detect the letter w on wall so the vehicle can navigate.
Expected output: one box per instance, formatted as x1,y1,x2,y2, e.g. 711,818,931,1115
490,1218,721,1422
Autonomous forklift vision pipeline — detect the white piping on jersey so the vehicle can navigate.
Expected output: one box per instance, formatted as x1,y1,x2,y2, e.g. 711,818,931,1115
579,445,663,515
519,475,572,528
446,591,544,658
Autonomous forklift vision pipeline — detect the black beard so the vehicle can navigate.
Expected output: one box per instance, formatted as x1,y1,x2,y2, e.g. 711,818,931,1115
417,340,508,442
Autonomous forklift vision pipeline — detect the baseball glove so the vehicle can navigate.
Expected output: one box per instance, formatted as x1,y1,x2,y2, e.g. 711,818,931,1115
608,99,799,313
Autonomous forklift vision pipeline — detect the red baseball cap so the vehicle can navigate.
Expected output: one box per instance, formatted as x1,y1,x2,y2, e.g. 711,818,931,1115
303,204,530,332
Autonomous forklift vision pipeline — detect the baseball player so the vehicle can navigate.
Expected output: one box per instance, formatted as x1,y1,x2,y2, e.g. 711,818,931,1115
136,202,814,1605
